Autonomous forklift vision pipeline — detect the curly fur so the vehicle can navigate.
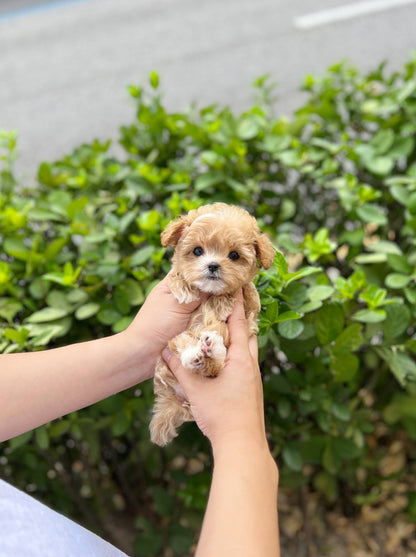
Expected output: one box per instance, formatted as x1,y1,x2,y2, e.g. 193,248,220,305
149,203,275,446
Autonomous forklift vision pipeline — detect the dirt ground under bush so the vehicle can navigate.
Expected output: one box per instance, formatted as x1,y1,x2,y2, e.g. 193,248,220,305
279,477,416,557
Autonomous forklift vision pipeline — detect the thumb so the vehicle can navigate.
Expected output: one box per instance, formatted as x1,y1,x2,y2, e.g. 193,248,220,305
162,348,195,397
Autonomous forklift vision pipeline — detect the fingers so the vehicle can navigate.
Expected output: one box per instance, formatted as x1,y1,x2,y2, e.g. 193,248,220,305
162,348,193,395
227,289,249,348
149,274,202,314
248,334,258,361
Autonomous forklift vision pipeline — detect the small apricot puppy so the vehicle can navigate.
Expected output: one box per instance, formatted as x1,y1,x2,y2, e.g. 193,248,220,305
149,203,275,446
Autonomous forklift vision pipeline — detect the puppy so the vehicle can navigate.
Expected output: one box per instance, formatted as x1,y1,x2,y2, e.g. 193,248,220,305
149,203,275,446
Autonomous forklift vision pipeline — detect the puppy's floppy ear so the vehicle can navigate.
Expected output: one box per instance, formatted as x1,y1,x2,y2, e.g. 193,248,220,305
255,233,275,269
161,215,191,247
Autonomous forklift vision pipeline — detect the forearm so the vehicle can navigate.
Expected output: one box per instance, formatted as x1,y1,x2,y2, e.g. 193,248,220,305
197,439,280,557
0,329,155,442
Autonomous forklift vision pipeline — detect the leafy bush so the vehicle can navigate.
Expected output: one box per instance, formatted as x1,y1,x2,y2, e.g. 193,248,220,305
2,56,416,554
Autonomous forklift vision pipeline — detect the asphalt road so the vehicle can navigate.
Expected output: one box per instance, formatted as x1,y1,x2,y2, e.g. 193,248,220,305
1,0,416,180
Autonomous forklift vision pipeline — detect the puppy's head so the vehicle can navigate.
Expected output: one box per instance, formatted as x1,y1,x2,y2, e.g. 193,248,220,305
161,203,275,295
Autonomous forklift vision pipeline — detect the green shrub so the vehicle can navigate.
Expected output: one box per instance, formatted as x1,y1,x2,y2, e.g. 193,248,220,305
2,56,416,554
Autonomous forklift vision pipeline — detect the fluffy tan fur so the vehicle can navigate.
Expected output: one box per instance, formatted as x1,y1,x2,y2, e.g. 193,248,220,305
149,203,275,446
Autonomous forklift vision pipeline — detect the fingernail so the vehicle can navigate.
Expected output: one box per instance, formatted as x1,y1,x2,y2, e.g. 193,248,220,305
162,348,172,362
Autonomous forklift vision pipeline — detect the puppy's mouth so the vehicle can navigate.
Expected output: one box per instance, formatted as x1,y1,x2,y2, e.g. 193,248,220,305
206,263,222,281
194,264,225,293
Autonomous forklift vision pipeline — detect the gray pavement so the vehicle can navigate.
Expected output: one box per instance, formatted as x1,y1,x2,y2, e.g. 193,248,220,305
1,0,416,181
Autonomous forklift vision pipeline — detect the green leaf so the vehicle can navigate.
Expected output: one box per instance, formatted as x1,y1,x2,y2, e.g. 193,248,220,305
330,351,359,382
352,309,386,323
97,307,122,325
75,303,100,320
194,172,224,192
332,324,363,353
387,254,412,273
149,70,160,89
356,204,387,225
360,284,387,308
152,486,174,517
389,136,414,159
44,238,68,260
35,426,49,450
5,328,29,345
0,299,23,323
314,303,344,344
134,525,163,556
49,420,70,437
364,156,394,176
169,524,194,555
367,240,402,255
371,129,395,155
314,471,338,502
112,315,134,333
298,300,323,313
274,250,288,276
282,445,303,472
275,311,302,323
384,394,416,423
130,245,155,267
27,208,66,222
378,348,416,386
67,289,89,304
7,431,33,451
278,319,304,339
284,266,322,285
385,273,411,289
382,304,410,339
111,410,130,436
322,442,340,474
277,399,292,419
331,437,361,460
331,402,351,422
26,307,69,323
307,285,335,302
264,299,279,323
397,78,416,102
236,117,260,140
46,290,72,311
355,253,387,264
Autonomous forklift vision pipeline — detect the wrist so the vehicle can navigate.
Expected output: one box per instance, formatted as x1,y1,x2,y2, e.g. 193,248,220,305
211,432,275,468
112,325,159,387
212,437,279,487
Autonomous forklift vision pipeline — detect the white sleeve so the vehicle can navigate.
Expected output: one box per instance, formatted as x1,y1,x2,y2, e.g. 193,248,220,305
0,480,129,557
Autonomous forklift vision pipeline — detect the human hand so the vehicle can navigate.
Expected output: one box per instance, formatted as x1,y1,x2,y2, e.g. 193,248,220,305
162,290,268,453
123,274,204,379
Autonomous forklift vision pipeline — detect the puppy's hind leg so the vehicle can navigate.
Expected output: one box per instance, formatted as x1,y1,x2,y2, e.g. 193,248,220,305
150,394,192,446
178,330,226,378
150,358,190,446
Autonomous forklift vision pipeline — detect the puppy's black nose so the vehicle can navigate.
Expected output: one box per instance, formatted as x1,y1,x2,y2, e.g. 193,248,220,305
208,262,220,273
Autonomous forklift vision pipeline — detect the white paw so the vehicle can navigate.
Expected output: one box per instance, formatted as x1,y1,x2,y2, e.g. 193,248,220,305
181,345,205,370
200,331,226,360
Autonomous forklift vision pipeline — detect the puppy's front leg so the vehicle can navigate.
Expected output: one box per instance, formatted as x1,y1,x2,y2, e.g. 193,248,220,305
243,282,261,335
169,272,200,304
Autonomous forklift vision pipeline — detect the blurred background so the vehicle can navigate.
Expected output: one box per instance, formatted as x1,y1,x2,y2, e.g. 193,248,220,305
1,0,416,179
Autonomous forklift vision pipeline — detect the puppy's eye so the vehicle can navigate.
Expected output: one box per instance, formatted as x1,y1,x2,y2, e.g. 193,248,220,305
193,247,204,256
228,251,239,261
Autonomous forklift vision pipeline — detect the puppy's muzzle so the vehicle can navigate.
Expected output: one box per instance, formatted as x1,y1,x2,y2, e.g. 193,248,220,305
207,262,221,279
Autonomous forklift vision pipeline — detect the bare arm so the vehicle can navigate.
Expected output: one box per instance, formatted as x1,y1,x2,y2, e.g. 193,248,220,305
163,291,280,557
0,276,202,442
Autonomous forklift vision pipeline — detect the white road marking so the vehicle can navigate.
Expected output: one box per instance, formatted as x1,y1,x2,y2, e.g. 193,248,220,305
0,0,95,24
294,0,416,29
